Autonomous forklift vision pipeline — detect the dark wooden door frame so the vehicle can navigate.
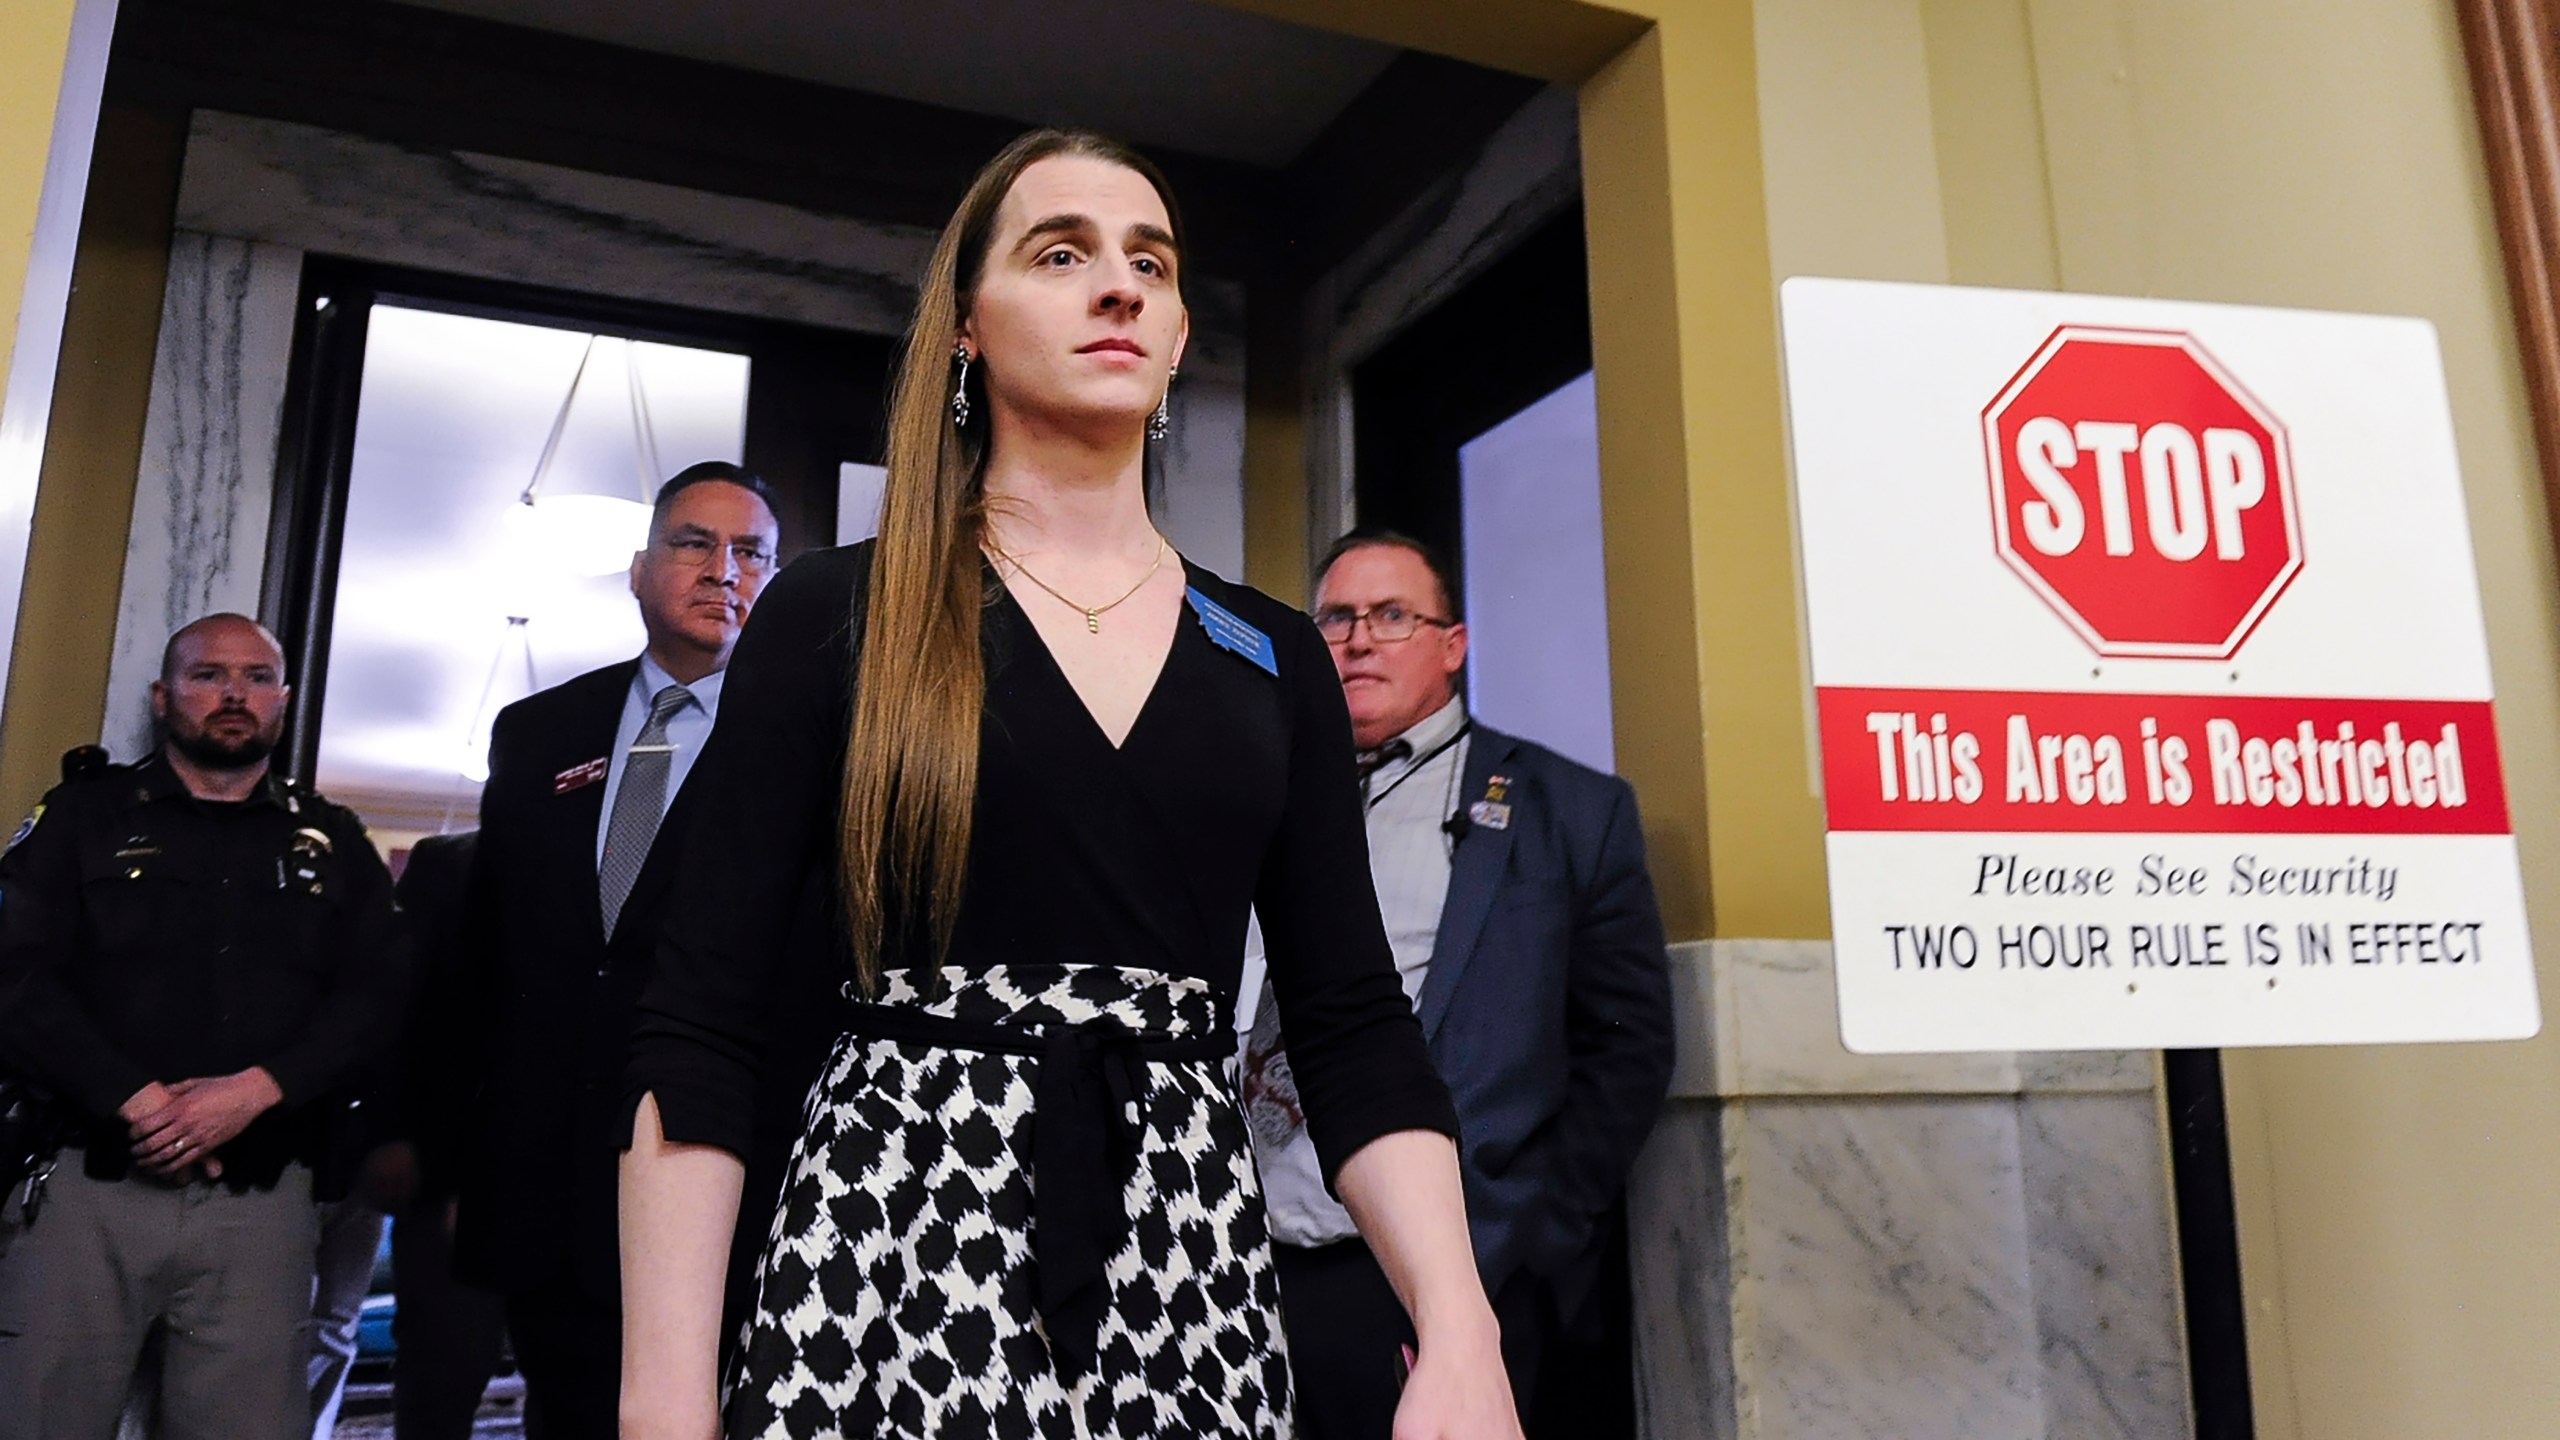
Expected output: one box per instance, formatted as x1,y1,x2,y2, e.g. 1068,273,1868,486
1348,204,1594,597
2456,0,2560,561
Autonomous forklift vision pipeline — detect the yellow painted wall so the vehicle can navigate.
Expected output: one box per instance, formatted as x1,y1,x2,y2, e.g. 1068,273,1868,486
0,103,187,823
1581,10,1834,941
1241,280,1311,604
0,0,82,413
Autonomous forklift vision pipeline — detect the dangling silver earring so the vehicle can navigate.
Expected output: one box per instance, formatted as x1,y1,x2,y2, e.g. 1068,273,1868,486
951,345,973,429
1148,365,1177,442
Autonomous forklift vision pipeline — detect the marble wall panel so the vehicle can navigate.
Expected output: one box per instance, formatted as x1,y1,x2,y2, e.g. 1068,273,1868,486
1631,1089,2195,1440
102,232,302,762
1664,939,2153,1100
1725,1096,2046,1439
1699,938,2022,1097
2014,1049,2158,1093
2017,1092,2193,1439
176,113,943,342
1630,1099,1742,1440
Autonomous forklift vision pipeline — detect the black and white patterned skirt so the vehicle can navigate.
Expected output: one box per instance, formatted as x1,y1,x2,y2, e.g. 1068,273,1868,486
727,964,1294,1439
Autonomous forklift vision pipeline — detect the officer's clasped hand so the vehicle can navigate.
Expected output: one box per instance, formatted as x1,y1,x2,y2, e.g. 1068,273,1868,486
122,1068,286,1181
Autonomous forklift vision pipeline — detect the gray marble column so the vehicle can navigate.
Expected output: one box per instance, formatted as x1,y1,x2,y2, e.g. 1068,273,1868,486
1629,940,2192,1440
102,231,302,761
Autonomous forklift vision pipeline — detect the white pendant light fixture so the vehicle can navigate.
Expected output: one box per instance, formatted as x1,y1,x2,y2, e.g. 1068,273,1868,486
452,615,536,789
461,332,664,785
509,334,658,577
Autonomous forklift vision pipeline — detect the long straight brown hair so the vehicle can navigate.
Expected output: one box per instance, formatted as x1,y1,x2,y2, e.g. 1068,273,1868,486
840,129,1187,994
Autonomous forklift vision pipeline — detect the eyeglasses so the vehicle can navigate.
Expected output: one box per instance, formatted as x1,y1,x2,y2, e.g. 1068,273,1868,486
661,534,777,575
1313,602,1456,645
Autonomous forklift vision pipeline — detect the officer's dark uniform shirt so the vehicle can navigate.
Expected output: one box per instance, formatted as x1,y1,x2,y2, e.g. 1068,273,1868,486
0,753,407,1189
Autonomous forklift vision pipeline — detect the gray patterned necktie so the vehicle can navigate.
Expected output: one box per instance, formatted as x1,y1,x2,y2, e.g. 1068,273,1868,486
599,683,691,940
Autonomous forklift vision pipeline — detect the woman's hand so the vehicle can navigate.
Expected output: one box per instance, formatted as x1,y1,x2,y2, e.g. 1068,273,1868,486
1390,1309,1524,1440
1331,1130,1527,1440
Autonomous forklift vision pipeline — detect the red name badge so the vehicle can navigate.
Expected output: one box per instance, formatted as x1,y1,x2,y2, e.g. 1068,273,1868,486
553,757,609,795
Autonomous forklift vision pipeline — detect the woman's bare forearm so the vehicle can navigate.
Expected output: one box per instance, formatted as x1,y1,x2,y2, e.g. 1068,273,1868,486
1334,1128,1521,1438
620,1092,745,1439
1332,1129,1497,1346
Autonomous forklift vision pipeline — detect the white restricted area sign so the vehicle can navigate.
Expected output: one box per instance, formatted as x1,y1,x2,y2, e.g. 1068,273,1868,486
1780,277,2540,1052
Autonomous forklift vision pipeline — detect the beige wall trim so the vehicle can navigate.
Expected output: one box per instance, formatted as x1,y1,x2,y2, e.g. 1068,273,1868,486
1918,0,2061,291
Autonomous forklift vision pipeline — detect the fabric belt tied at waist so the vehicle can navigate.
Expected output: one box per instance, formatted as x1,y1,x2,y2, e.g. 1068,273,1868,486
842,1002,1230,1377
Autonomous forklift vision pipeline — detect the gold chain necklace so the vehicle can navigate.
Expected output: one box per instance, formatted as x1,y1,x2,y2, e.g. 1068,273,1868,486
987,534,1167,634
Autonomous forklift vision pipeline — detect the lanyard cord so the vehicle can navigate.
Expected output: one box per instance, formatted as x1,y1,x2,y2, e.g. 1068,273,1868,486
1365,722,1473,811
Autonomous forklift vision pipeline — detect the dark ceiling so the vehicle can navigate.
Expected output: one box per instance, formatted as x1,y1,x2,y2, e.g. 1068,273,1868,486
105,0,1550,283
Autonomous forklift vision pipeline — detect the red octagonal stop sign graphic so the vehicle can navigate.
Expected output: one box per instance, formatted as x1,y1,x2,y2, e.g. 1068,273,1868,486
1982,326,2302,659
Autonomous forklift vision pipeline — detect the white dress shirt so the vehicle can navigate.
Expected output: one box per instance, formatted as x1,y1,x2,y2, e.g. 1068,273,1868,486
1243,695,1470,1247
592,654,727,870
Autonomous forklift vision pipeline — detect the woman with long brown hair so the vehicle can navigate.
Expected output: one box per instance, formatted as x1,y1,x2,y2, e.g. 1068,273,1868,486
618,130,1519,1440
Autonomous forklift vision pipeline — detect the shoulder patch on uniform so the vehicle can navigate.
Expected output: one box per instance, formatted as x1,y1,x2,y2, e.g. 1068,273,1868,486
7,803,42,852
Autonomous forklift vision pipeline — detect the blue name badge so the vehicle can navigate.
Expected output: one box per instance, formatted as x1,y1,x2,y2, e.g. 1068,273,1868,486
1186,587,1279,676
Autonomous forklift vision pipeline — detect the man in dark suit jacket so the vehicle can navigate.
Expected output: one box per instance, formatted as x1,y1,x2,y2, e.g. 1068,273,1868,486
371,831,512,1440
1244,531,1675,1440
453,462,780,1439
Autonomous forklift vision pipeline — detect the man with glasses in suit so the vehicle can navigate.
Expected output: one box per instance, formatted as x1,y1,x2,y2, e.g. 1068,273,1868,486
450,462,779,1439
1245,530,1676,1440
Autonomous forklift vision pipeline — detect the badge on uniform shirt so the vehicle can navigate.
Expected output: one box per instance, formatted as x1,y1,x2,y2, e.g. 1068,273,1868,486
6,804,41,853
554,756,609,794
1186,587,1279,676
284,826,333,895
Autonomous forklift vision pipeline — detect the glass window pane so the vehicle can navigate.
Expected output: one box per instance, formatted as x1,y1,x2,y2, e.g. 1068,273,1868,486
1458,370,1614,772
315,306,750,839
838,461,887,546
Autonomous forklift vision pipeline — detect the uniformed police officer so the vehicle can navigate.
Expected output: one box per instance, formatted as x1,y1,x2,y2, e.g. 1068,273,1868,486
0,613,407,1440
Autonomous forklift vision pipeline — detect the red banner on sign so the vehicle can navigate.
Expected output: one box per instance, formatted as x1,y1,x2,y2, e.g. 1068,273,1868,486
1817,687,2510,835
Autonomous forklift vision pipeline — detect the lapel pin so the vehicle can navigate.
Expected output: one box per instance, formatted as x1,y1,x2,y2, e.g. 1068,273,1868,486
554,756,609,794
1469,799,1512,831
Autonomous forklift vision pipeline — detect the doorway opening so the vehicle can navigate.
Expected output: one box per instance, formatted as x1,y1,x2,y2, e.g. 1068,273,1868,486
265,257,893,845
1350,207,1606,771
